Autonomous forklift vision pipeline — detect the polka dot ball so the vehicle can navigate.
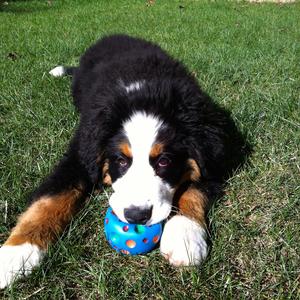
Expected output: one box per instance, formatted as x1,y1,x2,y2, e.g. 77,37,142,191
104,207,163,255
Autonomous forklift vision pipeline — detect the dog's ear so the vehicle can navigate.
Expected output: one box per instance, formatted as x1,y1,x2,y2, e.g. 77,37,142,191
74,91,132,185
186,158,201,182
76,115,108,184
186,143,208,179
188,133,226,181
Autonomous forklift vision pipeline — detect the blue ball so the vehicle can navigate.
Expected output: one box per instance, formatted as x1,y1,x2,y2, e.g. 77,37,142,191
104,207,163,255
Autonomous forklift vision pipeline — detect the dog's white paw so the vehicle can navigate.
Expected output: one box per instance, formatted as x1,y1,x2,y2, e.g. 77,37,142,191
0,243,44,289
160,215,208,266
49,65,65,77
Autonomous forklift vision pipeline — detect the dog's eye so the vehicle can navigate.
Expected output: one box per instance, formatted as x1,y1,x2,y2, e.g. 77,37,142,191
117,157,128,168
157,156,171,168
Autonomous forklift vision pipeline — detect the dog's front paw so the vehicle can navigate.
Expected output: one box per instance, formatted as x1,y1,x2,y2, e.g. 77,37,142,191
0,243,44,289
160,215,208,266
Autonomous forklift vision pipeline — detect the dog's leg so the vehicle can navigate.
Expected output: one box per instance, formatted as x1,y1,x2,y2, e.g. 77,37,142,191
160,185,208,266
0,146,92,289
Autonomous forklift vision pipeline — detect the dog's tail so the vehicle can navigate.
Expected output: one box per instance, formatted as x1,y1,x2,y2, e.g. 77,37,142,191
49,65,77,77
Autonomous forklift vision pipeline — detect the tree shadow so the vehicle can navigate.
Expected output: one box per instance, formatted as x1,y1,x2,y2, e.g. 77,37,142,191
0,1,55,14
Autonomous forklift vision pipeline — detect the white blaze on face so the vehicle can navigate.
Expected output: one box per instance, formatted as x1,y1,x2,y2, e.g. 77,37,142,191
109,112,174,225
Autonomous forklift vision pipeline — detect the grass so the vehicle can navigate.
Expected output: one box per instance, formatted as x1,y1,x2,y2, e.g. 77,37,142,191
0,0,299,298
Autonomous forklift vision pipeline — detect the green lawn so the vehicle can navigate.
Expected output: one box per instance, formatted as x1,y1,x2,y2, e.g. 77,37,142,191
0,0,299,299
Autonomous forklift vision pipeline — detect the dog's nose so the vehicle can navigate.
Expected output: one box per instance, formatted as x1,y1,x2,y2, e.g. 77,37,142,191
124,206,153,224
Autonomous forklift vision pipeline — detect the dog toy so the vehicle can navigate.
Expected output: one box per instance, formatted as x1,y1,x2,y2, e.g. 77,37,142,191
104,207,163,255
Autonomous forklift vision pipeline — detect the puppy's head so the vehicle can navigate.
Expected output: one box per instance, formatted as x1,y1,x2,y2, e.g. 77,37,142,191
102,112,200,225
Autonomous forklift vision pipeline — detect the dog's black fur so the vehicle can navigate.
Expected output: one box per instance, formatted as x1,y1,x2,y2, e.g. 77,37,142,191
0,34,250,290
32,34,245,205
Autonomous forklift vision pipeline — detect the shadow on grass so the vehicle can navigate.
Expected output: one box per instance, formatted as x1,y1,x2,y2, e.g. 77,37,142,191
0,1,55,14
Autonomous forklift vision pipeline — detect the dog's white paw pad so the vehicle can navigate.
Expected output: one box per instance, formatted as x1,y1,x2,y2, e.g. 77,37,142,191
160,215,208,266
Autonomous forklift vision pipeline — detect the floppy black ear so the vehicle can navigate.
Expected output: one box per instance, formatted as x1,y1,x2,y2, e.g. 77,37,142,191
189,131,227,181
75,121,102,184
75,109,113,185
168,81,231,181
187,144,208,180
75,95,129,185
187,110,248,183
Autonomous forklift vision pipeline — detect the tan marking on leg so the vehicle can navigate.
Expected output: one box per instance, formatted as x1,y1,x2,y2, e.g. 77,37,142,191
149,143,164,158
5,188,83,250
119,143,132,158
177,187,207,226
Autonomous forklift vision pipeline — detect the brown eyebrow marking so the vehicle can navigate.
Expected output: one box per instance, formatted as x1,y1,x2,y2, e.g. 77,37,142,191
150,143,164,158
119,142,132,158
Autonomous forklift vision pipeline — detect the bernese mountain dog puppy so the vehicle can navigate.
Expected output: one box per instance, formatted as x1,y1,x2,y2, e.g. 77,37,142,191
0,34,244,288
